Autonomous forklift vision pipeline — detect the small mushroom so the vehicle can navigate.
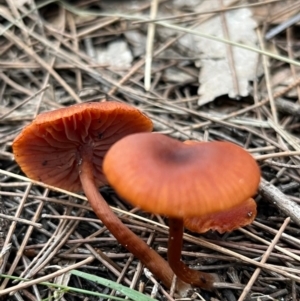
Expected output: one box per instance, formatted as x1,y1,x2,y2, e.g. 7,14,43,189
13,101,152,191
183,140,258,234
103,133,261,290
12,102,179,289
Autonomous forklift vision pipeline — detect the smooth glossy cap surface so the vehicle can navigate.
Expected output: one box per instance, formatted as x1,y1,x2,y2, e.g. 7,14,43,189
103,133,260,218
13,101,153,192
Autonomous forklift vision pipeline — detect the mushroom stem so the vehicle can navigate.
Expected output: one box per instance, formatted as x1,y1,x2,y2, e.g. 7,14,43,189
79,156,177,289
168,218,218,290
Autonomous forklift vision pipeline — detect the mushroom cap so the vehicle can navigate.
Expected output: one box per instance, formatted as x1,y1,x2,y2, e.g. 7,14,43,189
183,198,257,234
103,133,260,218
13,101,153,192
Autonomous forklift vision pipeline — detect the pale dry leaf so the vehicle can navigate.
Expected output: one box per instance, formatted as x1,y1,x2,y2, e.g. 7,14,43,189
189,7,259,105
95,39,133,68
157,1,259,105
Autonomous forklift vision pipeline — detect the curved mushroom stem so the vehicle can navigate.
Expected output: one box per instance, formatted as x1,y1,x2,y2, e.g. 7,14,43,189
168,218,218,290
79,155,191,293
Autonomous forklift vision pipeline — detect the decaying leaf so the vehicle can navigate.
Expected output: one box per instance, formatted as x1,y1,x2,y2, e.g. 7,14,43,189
157,1,260,105
190,7,259,105
95,39,133,68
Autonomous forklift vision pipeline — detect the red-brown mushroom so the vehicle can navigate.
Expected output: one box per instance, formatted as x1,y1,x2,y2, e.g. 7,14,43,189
12,101,181,290
183,140,257,234
103,133,261,290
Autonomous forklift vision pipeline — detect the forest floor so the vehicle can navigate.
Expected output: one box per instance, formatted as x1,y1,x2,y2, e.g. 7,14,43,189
0,0,300,300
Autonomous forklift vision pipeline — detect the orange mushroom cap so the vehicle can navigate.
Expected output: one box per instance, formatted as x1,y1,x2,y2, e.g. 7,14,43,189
13,101,153,192
103,133,260,218
184,198,257,234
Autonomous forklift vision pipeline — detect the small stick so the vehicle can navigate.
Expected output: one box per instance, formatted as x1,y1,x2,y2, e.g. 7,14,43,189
0,256,94,296
42,214,101,223
257,28,278,124
264,160,300,169
0,214,42,228
259,178,300,227
220,0,240,96
144,0,159,91
265,13,300,40
144,268,175,301
255,151,300,160
0,85,49,120
237,217,290,301
238,227,300,262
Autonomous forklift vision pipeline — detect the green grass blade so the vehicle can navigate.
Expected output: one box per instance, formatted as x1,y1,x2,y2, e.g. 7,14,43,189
0,274,132,301
71,270,158,301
